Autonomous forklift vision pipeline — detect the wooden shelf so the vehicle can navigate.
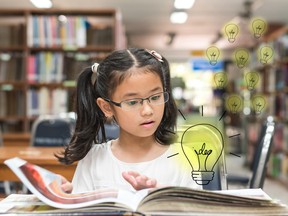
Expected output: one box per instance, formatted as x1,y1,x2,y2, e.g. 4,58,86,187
0,8,125,135
29,45,115,52
2,133,30,146
247,26,288,186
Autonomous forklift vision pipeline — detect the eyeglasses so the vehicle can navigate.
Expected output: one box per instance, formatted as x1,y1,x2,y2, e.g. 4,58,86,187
104,92,169,111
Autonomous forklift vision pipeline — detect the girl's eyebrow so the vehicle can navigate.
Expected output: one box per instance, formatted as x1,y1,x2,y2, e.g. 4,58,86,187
122,87,163,98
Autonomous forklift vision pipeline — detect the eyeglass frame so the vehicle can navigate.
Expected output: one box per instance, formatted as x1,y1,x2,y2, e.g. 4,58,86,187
103,91,169,111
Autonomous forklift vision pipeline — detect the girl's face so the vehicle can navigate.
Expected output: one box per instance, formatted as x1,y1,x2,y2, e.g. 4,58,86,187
110,70,165,139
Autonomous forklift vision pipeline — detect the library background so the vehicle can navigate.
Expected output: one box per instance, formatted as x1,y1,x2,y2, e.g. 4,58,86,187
0,0,288,204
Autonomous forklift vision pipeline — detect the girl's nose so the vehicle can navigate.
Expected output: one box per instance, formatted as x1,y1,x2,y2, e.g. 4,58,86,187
140,100,153,116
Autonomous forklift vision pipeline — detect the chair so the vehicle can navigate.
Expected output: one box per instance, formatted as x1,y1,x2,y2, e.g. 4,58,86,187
16,113,76,194
30,113,76,147
227,116,275,189
97,123,120,141
202,154,227,190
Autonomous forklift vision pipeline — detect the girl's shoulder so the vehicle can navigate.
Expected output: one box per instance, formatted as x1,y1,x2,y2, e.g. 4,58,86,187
80,141,111,167
90,141,111,154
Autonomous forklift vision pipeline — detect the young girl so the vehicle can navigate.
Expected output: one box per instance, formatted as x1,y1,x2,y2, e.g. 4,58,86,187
59,48,201,193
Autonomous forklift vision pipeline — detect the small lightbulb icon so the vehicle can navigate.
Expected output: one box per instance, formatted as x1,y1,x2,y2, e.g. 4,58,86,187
226,95,243,114
214,72,227,89
245,71,259,90
234,48,250,69
206,46,220,66
224,23,239,43
251,95,266,115
258,46,274,64
250,18,267,39
180,124,224,185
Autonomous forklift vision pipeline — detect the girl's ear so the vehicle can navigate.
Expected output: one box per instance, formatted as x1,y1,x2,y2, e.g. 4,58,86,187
96,98,114,117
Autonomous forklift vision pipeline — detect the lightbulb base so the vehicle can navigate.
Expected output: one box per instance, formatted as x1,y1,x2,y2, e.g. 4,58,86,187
209,60,217,66
260,59,268,64
192,171,215,185
228,38,235,43
254,33,261,39
237,64,244,69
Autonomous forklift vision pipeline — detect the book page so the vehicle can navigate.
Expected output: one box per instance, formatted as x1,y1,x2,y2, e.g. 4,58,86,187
137,186,286,214
4,157,137,210
216,188,272,200
0,194,142,214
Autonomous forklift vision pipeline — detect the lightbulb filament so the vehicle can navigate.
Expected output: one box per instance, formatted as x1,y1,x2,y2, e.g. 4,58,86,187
218,79,224,86
251,95,266,114
245,71,259,90
194,143,212,171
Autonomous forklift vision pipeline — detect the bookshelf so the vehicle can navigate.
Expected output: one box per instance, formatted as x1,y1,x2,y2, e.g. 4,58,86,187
248,25,288,186
0,9,126,145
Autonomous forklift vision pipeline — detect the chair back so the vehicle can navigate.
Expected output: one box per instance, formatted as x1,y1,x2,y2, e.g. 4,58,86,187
202,154,227,190
249,116,275,188
30,114,76,147
98,123,119,142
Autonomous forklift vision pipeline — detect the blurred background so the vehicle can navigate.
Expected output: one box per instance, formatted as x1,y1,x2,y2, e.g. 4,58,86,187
0,0,288,203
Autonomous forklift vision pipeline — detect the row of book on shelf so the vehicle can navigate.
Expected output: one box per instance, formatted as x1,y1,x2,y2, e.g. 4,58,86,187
246,114,288,184
27,52,65,83
27,15,113,48
0,23,25,47
0,88,69,118
0,52,25,81
0,52,95,82
269,153,288,181
268,122,288,181
0,15,114,48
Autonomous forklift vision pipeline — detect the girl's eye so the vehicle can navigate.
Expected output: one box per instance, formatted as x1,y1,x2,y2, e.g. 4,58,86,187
151,95,161,101
125,100,140,106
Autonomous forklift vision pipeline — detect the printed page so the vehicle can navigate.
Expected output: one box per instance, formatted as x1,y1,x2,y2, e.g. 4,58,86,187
4,157,136,210
0,194,141,214
216,188,272,200
137,186,281,211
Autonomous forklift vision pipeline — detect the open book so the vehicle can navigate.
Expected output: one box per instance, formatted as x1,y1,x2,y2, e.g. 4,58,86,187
2,157,288,215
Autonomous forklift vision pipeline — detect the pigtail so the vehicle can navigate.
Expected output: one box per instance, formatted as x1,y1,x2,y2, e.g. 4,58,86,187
155,56,178,144
58,66,106,164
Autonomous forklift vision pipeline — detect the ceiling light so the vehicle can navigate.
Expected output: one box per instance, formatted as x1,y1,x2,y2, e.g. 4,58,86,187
170,11,188,24
174,0,195,9
30,0,52,8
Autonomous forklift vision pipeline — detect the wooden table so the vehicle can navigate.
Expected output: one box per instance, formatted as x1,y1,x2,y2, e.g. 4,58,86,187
0,146,76,182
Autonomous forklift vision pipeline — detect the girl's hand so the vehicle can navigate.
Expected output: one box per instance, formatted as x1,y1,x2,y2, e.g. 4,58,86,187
60,176,73,193
122,171,157,190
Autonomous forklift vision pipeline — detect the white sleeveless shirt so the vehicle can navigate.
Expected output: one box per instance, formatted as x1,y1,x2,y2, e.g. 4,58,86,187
72,141,201,193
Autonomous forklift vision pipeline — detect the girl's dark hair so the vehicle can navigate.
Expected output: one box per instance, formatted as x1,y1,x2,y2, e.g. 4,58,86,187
58,48,178,164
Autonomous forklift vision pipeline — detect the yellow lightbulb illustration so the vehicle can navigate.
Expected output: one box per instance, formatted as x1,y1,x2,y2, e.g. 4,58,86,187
180,124,224,185
258,46,274,64
224,23,239,43
251,95,266,115
214,72,227,89
245,71,260,90
234,48,250,69
225,95,243,114
250,18,267,39
206,46,220,66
